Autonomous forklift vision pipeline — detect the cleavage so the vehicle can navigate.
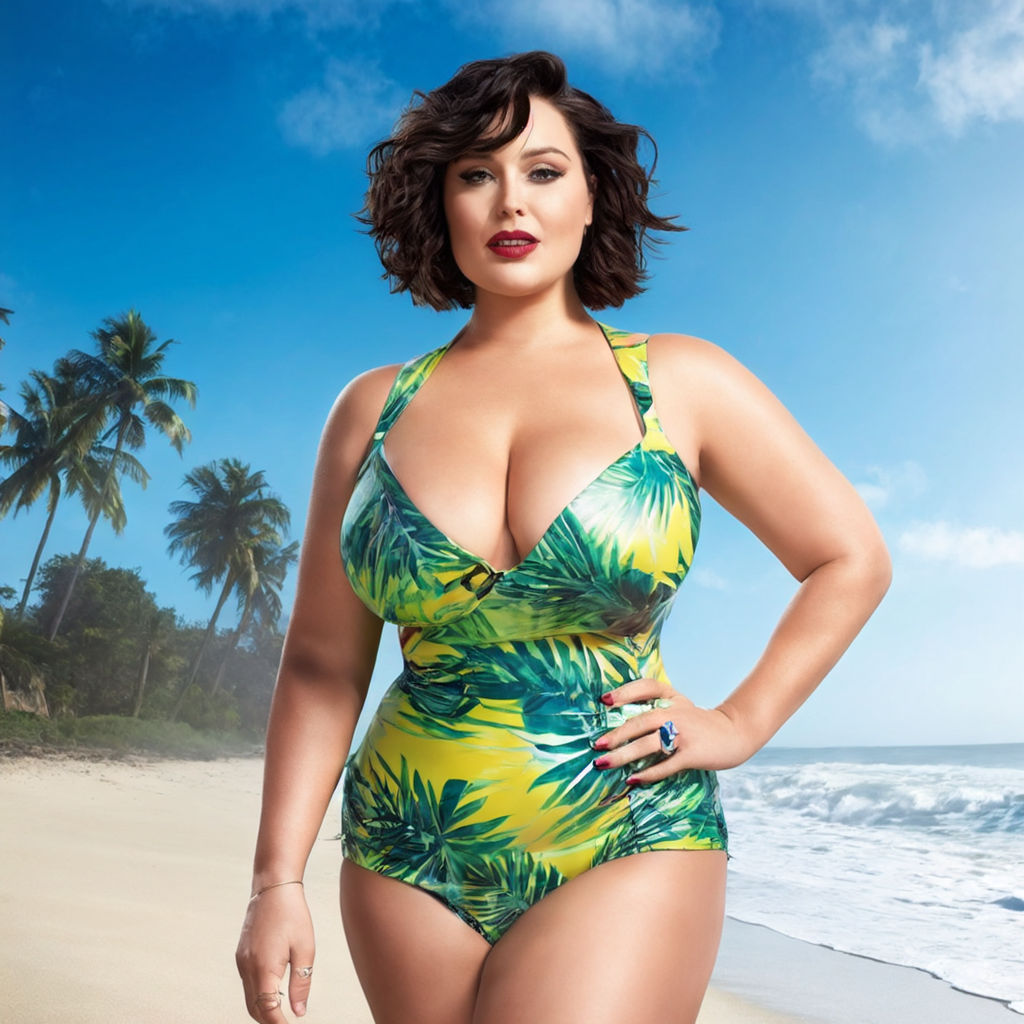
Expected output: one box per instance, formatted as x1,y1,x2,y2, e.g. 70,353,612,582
381,367,644,573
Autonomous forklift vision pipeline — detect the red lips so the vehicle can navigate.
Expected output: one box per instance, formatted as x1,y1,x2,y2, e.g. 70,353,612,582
487,230,539,258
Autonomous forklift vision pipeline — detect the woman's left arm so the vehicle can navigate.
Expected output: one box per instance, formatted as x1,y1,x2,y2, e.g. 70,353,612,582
596,334,893,777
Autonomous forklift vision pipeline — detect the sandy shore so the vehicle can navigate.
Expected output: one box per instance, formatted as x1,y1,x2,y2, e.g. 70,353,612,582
8,754,1016,1023
4,754,1018,1024
0,754,805,1024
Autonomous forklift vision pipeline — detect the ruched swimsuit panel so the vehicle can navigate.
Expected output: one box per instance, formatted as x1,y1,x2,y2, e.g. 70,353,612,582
339,323,727,944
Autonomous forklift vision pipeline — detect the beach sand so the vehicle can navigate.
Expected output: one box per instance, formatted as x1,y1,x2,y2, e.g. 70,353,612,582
2,755,1010,1024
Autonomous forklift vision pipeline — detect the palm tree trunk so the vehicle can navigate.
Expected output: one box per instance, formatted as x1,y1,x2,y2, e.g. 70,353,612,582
170,571,235,720
16,488,59,620
132,644,152,718
210,599,253,698
46,425,126,640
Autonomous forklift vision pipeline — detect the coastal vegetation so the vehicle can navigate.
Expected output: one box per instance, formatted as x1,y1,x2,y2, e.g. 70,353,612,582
0,310,295,759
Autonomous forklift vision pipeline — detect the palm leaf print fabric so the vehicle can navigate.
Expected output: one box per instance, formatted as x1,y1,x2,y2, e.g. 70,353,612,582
339,323,727,943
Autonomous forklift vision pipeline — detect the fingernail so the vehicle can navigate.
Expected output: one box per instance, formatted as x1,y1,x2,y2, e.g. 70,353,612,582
626,775,641,786
593,757,610,769
592,737,609,750
600,693,614,706
296,1003,307,1016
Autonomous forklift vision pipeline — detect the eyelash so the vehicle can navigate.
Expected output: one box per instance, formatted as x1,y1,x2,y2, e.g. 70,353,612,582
458,167,565,185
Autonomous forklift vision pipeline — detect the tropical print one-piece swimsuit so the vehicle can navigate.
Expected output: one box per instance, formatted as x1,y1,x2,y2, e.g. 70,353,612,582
339,322,728,944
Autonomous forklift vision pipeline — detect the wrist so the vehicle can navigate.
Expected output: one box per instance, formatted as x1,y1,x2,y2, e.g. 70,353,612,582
712,700,763,765
249,878,304,901
251,861,307,895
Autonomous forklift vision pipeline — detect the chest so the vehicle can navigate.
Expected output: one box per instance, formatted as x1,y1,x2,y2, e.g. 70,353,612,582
381,355,647,566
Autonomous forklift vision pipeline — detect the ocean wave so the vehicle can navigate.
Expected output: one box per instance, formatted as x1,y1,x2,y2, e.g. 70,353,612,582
720,753,1024,1012
722,761,1024,833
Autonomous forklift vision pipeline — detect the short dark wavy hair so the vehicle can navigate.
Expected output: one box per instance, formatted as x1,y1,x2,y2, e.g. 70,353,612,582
359,51,684,311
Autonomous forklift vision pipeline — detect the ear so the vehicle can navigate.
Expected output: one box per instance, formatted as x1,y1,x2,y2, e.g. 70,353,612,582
586,173,597,226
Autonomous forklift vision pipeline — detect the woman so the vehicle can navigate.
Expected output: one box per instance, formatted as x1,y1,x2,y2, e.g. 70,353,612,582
236,51,891,1024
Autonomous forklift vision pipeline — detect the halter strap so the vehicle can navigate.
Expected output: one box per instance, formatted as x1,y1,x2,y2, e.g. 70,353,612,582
371,343,452,445
598,323,671,450
369,323,672,451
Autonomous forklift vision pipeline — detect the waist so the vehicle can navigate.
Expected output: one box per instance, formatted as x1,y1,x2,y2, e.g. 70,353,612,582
383,628,668,737
400,625,663,680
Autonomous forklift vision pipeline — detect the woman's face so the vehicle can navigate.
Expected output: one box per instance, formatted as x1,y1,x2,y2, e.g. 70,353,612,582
443,95,594,302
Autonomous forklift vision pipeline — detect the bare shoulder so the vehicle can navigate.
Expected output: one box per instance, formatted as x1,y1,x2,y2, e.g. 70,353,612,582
319,362,404,466
647,331,752,388
649,331,888,580
644,332,767,485
646,331,785,425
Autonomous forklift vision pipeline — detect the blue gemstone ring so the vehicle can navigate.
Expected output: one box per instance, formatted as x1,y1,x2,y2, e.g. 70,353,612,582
659,720,678,756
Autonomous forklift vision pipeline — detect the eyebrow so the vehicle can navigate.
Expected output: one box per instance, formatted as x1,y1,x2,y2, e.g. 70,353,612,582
456,146,573,162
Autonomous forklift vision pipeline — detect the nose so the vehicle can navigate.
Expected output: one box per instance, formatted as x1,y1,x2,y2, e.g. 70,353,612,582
497,175,525,218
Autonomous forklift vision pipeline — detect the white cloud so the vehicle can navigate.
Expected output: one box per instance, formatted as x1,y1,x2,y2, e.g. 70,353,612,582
919,0,1024,134
690,567,729,589
112,0,409,30
853,460,927,509
898,520,1024,568
278,60,406,154
116,0,1024,136
810,16,910,86
757,0,1024,143
447,0,721,74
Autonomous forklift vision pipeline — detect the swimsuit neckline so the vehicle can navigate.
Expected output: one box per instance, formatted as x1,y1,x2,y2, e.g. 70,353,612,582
375,437,652,579
370,321,696,579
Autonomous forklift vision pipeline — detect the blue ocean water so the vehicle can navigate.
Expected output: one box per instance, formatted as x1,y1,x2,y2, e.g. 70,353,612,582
719,743,1024,1013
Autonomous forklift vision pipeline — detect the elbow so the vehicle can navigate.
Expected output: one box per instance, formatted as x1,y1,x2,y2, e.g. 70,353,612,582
851,535,893,606
807,534,892,605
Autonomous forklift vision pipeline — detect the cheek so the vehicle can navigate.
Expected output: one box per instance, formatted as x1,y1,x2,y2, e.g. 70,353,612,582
444,195,478,251
547,187,592,236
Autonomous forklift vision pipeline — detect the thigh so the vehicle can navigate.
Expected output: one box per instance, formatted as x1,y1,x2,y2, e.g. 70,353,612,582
472,849,727,1024
340,859,492,1024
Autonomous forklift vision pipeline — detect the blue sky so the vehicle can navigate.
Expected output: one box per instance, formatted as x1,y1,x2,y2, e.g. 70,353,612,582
2,0,1022,747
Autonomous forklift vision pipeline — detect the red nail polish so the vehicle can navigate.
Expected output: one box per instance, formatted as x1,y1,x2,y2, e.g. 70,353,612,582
593,757,610,769
626,775,641,786
600,693,614,706
592,737,610,750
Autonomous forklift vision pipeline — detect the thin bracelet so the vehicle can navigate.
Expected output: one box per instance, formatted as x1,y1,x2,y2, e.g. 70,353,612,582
249,880,303,901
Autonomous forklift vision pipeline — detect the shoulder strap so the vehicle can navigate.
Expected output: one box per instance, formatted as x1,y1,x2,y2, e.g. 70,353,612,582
371,342,453,444
598,322,669,446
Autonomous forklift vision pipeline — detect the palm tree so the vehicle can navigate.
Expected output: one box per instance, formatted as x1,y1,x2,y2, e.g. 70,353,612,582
209,538,299,696
0,307,12,432
165,458,291,717
0,369,143,619
131,606,177,718
47,310,197,639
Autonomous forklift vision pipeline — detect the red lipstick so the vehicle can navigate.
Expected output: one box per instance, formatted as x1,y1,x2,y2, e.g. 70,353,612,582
487,230,539,259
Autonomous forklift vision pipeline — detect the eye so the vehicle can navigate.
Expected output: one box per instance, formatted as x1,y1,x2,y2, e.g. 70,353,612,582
458,168,493,185
529,167,564,182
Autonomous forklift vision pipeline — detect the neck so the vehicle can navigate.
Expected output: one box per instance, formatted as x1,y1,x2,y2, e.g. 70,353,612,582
457,276,595,350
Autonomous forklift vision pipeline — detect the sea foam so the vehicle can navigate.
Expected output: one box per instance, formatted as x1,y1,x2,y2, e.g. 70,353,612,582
719,746,1024,1013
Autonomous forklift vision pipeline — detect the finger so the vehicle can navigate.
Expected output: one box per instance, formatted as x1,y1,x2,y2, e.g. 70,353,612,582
593,732,661,770
251,973,289,1024
237,964,263,1022
600,677,671,706
289,943,316,1017
593,709,664,752
626,751,687,785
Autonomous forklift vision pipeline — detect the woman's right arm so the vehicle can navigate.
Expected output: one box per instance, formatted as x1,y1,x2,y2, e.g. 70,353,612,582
235,364,400,1023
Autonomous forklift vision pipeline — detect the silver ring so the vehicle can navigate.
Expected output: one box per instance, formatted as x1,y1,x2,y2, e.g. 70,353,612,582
254,991,283,1008
659,720,678,756
296,966,313,978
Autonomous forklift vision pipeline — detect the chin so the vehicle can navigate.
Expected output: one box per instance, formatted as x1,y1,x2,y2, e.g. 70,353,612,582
471,266,577,302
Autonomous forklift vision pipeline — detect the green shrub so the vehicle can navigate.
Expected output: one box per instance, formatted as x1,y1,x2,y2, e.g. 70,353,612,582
0,710,259,759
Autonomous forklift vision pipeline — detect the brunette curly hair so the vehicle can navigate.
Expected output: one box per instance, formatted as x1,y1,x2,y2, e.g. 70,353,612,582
360,51,684,311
